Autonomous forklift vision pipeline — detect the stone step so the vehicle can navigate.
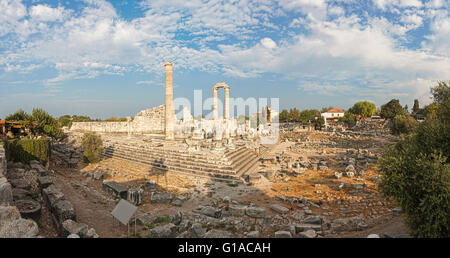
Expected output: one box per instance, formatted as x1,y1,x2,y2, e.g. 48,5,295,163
227,148,258,170
105,144,232,166
225,147,247,161
104,149,236,175
101,141,260,181
102,151,238,176
101,155,243,183
237,157,259,177
230,150,254,166
104,148,234,171
108,142,230,162
232,154,256,173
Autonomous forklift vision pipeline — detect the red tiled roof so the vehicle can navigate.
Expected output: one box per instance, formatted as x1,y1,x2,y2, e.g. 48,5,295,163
326,108,344,113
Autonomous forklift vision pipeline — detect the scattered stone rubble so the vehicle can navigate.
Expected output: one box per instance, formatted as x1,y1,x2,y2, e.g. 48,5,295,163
0,145,99,238
52,141,82,168
0,146,39,238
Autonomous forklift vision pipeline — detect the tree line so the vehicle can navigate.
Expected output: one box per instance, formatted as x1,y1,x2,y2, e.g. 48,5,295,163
278,96,437,134
2,109,130,139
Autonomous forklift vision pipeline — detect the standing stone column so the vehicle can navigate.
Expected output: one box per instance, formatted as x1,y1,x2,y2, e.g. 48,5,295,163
213,87,218,120
127,116,131,138
223,87,230,139
224,87,229,120
164,62,175,140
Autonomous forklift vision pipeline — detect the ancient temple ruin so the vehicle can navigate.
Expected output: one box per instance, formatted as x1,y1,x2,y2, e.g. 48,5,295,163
68,62,278,181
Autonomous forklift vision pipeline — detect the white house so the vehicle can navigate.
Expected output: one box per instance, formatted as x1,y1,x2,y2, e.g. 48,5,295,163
321,108,345,125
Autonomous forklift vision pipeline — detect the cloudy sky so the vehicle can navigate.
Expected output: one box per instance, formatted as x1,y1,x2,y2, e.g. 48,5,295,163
1,0,449,119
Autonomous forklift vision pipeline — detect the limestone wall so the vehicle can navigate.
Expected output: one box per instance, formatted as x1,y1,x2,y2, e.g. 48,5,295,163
0,145,13,206
0,145,6,177
70,105,165,134
70,121,129,133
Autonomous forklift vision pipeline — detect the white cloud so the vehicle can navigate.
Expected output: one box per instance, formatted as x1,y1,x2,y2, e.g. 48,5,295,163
136,80,157,85
278,0,327,21
425,0,445,8
374,0,423,10
0,0,27,36
1,0,450,106
29,5,68,22
260,38,277,49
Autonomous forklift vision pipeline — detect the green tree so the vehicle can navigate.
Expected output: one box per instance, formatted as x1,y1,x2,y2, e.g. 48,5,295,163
30,108,63,139
81,133,104,163
299,109,320,124
313,116,325,129
6,108,63,139
58,115,72,128
349,101,376,118
5,109,31,121
412,99,420,114
339,111,356,125
288,108,301,122
381,99,405,120
279,110,289,122
72,115,92,122
417,103,438,119
431,81,450,123
320,106,334,113
390,114,417,135
378,82,450,238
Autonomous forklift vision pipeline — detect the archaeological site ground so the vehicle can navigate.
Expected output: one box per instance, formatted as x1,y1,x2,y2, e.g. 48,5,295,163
0,63,418,240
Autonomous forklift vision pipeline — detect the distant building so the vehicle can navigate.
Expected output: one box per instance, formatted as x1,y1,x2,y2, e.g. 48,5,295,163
321,108,345,122
371,114,381,119
0,120,27,139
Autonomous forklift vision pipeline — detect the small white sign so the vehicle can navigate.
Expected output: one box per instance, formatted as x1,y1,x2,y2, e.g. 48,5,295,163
111,199,137,225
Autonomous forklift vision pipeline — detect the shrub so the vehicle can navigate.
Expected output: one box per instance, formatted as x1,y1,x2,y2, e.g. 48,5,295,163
58,115,72,128
378,82,450,238
5,138,51,165
31,108,64,139
378,127,450,237
390,114,417,135
339,111,356,125
5,108,63,139
81,133,103,163
5,109,31,121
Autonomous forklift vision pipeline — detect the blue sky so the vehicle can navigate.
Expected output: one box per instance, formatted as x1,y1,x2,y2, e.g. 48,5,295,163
1,0,449,119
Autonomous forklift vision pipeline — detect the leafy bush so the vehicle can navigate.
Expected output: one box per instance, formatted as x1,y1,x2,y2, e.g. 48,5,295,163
5,138,51,165
58,115,72,128
5,108,63,139
105,116,128,122
5,109,31,121
378,123,450,237
313,116,325,128
81,133,103,163
30,108,63,139
378,82,450,238
339,111,356,125
390,114,417,135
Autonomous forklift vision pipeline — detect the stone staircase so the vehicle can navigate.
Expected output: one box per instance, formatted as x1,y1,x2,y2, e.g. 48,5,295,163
101,141,259,182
